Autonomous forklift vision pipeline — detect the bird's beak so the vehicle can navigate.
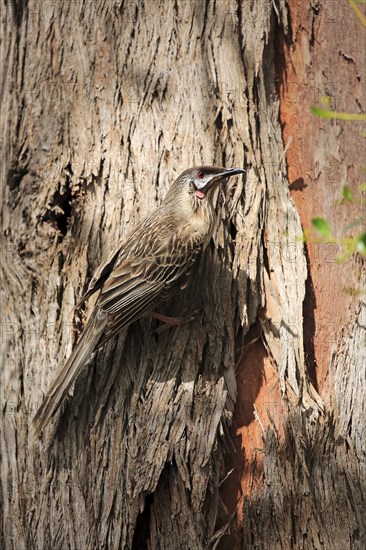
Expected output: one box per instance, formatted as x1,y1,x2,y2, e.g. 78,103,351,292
218,168,246,179
206,167,245,190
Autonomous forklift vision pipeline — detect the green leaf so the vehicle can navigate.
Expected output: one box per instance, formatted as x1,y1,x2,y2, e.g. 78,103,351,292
343,286,366,297
312,218,331,237
360,183,366,192
310,106,366,121
343,216,366,233
356,233,366,255
348,0,366,27
321,95,332,107
342,185,353,201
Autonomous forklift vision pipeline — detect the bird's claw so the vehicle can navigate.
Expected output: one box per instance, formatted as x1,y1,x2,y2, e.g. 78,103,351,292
148,308,202,334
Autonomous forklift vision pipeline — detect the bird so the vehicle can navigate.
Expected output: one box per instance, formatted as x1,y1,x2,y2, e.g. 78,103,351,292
33,165,245,433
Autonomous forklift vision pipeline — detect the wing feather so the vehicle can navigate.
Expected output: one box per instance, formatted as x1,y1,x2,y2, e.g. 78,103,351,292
75,246,123,308
95,230,204,340
98,277,144,308
102,280,162,315
96,285,163,349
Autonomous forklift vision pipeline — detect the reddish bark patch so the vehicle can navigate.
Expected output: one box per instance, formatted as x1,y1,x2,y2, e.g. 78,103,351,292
277,0,365,398
220,328,284,547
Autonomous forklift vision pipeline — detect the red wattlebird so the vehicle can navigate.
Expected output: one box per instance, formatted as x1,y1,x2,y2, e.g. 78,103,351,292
33,166,245,433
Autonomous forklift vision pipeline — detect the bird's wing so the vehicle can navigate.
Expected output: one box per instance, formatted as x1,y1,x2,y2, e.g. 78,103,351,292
74,213,155,309
96,230,204,346
74,245,123,308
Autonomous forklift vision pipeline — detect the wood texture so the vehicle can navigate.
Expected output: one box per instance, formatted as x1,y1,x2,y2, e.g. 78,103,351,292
1,1,364,549
227,1,366,548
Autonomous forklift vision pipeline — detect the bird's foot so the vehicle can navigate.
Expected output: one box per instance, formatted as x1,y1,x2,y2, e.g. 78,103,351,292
146,308,202,334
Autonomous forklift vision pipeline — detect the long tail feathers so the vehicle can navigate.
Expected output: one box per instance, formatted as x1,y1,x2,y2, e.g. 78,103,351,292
33,310,107,435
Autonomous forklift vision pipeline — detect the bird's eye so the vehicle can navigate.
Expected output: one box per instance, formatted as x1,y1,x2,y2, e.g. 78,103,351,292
197,171,205,179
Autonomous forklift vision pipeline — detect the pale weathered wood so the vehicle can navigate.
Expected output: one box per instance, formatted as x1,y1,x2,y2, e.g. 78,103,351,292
0,1,364,549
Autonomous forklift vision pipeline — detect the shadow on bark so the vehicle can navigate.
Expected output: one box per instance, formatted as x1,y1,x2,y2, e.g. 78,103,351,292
220,412,366,549
33,238,259,548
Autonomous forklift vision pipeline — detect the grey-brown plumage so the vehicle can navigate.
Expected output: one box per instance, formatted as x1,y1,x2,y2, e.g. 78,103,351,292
33,166,245,433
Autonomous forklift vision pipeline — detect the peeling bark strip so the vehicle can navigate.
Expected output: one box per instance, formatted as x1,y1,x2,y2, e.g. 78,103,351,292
0,1,364,550
241,411,366,550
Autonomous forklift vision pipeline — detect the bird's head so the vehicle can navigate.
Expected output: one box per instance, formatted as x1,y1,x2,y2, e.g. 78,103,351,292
165,166,245,207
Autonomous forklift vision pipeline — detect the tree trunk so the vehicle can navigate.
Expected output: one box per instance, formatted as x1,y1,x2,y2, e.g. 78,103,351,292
1,1,364,549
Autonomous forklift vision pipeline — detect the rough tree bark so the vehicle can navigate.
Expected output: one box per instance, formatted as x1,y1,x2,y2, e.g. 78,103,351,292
0,1,364,550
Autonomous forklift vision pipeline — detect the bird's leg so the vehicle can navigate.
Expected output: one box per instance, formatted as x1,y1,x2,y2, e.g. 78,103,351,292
145,309,201,334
